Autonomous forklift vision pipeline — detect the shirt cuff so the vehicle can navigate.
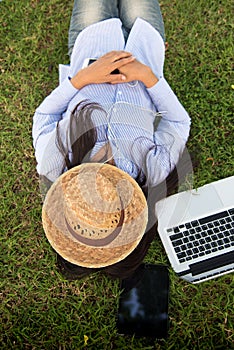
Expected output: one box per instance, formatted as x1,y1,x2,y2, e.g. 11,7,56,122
36,77,79,115
63,76,80,95
146,77,172,105
147,77,190,123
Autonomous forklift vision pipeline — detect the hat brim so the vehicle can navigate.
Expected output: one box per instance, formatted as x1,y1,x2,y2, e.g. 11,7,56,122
42,164,148,268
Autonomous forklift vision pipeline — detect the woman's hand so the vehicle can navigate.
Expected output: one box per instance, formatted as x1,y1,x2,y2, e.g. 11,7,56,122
70,51,135,89
117,60,158,88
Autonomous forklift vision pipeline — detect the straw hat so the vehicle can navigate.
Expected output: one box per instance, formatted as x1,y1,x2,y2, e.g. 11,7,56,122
42,163,148,268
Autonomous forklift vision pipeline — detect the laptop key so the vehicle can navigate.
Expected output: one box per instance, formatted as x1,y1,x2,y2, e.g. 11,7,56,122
184,230,190,236
224,231,231,237
217,239,224,245
170,233,183,241
191,220,199,227
172,239,183,247
224,244,230,248
218,233,225,239
211,234,217,241
201,231,208,237
178,252,186,259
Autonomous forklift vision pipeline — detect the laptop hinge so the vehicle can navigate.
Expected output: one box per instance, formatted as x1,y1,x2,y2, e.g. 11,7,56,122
176,269,191,277
189,251,234,276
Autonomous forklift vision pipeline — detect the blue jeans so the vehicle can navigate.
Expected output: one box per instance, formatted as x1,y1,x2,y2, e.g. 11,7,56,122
68,0,165,56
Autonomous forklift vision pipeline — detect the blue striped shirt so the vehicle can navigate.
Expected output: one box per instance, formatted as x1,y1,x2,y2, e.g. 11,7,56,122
32,18,191,187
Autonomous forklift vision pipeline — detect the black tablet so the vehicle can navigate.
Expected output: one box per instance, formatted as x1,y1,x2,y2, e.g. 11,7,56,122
117,263,169,338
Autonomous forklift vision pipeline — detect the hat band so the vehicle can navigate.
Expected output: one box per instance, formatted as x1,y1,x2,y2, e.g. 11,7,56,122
64,203,125,247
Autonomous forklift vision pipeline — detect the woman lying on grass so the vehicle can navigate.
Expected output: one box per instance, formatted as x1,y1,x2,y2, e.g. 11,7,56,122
32,0,191,280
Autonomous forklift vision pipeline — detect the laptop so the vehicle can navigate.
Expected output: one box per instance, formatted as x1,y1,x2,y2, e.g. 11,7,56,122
155,176,234,283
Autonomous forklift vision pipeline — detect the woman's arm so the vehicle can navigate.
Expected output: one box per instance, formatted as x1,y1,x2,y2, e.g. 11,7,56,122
146,78,191,185
119,60,191,186
32,78,79,181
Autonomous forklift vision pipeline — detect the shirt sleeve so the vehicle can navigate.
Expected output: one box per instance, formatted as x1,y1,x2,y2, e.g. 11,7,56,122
131,77,191,187
32,78,78,181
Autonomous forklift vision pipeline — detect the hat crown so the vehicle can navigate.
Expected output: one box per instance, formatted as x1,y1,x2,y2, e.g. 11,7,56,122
42,163,148,267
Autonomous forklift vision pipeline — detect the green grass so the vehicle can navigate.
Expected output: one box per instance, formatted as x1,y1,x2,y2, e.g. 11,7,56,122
0,0,233,349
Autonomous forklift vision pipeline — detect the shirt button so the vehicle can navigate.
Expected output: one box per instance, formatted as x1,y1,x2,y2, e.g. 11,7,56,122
117,91,122,95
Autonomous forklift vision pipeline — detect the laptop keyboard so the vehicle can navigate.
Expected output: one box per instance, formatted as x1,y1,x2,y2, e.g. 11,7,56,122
167,208,234,263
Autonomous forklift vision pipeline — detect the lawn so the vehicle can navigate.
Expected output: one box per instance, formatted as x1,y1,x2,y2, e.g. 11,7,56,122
0,0,233,349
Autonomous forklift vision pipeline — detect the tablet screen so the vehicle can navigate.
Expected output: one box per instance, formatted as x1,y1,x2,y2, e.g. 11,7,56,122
117,264,169,338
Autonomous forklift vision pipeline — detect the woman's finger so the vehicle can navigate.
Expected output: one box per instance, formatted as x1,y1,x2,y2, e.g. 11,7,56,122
102,50,133,62
108,74,127,84
112,51,133,62
111,56,135,71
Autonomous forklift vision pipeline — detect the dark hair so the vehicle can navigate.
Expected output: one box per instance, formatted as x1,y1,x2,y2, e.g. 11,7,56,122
56,100,102,169
54,102,194,280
